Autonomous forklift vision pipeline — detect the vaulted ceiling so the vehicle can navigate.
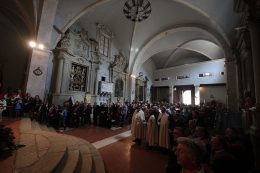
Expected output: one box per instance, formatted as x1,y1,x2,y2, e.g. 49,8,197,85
67,0,242,72
1,0,243,76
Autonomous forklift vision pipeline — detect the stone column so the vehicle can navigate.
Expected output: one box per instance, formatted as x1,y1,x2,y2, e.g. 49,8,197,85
194,85,200,105
169,86,173,104
90,63,99,97
248,21,260,170
54,55,64,93
225,59,239,113
26,0,59,99
130,77,136,102
61,58,70,93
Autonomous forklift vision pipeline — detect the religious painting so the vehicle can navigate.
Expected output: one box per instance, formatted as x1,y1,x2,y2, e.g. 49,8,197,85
114,79,123,97
69,63,87,91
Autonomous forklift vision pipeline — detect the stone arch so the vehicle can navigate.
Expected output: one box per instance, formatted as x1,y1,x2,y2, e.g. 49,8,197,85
131,24,232,74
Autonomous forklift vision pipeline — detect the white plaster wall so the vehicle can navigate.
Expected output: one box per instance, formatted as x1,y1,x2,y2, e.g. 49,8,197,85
153,59,226,87
139,59,156,102
97,61,110,82
199,85,226,104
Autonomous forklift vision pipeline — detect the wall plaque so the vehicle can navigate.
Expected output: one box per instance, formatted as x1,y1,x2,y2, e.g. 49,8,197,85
33,67,43,76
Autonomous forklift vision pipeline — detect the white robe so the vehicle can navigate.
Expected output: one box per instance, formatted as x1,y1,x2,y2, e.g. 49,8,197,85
158,112,169,149
131,110,137,137
131,109,145,140
146,115,158,146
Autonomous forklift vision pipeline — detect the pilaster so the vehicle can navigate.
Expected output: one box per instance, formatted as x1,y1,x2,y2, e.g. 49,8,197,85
26,0,59,99
169,86,173,104
248,21,260,170
225,59,239,112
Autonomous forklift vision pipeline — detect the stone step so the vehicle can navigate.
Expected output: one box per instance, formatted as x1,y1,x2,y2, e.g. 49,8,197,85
18,119,105,173
59,135,81,173
88,145,106,173
16,131,67,173
70,137,106,173
39,124,57,133
70,136,93,173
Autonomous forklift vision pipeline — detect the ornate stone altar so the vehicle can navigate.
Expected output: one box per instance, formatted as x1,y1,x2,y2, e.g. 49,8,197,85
109,54,129,103
51,27,99,105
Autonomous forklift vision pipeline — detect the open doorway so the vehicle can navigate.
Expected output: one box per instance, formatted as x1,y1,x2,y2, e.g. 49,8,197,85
173,85,195,105
182,90,192,105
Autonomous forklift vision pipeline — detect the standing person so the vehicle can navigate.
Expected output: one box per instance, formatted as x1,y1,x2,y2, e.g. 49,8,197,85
166,127,185,173
131,106,145,145
32,95,42,121
14,98,23,117
0,97,7,122
84,103,92,125
60,104,69,131
210,135,237,173
176,137,208,173
93,102,100,126
158,106,170,150
146,108,158,147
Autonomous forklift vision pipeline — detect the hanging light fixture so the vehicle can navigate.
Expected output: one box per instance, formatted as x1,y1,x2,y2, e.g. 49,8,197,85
123,0,152,22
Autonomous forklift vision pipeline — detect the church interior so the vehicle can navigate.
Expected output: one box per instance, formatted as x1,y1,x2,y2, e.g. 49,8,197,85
0,0,260,173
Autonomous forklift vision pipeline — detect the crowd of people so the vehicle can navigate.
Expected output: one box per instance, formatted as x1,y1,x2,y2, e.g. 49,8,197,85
130,102,255,173
0,89,255,173
0,89,133,130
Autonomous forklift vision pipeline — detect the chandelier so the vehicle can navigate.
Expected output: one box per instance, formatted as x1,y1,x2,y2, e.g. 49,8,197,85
123,0,152,22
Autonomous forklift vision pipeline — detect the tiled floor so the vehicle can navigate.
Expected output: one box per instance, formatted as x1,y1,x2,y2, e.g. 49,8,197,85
0,118,169,173
64,125,168,173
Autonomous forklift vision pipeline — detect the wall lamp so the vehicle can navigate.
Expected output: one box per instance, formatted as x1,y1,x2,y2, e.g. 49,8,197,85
28,40,45,50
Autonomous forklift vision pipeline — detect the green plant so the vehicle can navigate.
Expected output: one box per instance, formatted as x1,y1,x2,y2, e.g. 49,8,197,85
0,124,15,152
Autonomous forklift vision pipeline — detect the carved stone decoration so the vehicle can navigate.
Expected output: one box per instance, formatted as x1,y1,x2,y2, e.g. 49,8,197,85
90,38,100,63
60,31,71,49
114,78,124,97
96,23,113,38
77,57,87,64
33,67,43,76
69,64,87,91
73,29,90,60
110,54,128,72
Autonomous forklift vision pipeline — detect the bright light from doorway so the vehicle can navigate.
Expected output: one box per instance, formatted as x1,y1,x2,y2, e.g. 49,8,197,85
182,90,191,105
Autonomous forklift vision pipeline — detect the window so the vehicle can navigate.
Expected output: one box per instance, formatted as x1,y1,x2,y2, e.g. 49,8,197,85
199,72,212,77
154,78,160,81
176,75,190,80
99,34,109,57
96,23,112,58
161,77,169,81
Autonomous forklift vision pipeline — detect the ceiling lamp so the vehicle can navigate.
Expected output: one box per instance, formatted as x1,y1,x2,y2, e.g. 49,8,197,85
123,0,151,22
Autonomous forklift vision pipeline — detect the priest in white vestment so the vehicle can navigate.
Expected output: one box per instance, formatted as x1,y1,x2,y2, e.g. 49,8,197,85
131,106,145,144
157,106,170,149
146,110,158,147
